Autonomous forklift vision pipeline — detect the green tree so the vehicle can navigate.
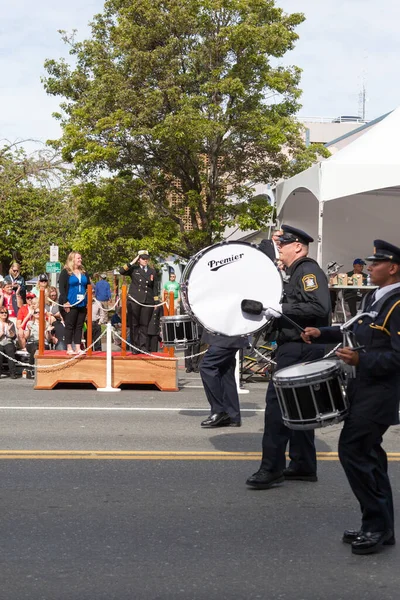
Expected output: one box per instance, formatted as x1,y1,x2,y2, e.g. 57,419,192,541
44,0,325,259
0,142,76,277
72,175,181,271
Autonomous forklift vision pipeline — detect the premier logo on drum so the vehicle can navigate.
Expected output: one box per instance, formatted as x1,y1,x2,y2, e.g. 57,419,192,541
207,253,245,271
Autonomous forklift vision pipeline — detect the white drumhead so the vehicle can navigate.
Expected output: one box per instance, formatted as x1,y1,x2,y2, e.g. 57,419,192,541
274,360,339,381
183,242,282,336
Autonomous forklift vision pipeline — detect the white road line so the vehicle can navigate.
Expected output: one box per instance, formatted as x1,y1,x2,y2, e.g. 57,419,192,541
0,406,265,412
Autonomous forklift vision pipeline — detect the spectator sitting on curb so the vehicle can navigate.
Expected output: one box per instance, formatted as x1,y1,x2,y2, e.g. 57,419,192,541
0,307,18,378
16,292,36,350
0,281,23,324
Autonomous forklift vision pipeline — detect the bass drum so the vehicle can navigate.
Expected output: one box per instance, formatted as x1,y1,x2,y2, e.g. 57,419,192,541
181,241,283,337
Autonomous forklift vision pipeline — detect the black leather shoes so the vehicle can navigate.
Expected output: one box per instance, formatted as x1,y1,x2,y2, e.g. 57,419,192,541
246,468,284,489
283,467,318,482
228,421,242,427
201,413,230,428
351,530,394,555
343,529,395,546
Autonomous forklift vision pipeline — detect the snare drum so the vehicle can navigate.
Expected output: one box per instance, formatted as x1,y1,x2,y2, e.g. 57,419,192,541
273,360,348,430
181,241,283,337
160,315,199,349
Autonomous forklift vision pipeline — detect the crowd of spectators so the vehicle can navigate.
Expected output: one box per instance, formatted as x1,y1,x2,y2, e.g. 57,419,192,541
0,255,188,379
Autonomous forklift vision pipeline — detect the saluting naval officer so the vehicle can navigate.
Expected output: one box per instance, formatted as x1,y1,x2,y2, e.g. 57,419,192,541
302,240,400,555
119,250,157,353
246,225,331,489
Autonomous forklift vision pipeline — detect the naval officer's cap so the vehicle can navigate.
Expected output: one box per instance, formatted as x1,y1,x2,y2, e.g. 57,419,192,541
279,225,314,246
366,240,400,264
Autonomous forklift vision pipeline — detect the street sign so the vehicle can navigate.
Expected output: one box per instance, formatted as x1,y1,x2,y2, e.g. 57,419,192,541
50,245,59,262
46,261,61,273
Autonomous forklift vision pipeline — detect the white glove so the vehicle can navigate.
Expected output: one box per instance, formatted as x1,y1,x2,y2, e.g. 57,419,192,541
264,307,281,319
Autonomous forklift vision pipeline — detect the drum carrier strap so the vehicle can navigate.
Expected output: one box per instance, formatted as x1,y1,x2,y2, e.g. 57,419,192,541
360,288,400,336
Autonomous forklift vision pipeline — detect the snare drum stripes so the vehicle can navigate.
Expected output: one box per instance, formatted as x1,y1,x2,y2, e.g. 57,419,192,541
273,360,348,430
160,315,198,349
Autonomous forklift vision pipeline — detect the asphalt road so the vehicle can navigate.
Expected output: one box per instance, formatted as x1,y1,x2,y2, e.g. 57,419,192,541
0,373,399,599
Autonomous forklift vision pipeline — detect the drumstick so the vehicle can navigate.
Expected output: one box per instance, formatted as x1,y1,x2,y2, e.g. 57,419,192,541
272,310,305,334
340,345,365,352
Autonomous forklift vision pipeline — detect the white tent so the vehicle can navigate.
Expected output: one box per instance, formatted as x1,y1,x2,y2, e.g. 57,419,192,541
276,107,400,271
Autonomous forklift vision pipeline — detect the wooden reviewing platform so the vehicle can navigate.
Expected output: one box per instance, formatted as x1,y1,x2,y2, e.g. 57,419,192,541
34,286,179,392
34,351,178,391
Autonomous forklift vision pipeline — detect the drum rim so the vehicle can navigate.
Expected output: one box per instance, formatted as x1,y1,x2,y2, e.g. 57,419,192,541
160,315,195,323
283,411,348,430
273,360,341,386
180,240,283,338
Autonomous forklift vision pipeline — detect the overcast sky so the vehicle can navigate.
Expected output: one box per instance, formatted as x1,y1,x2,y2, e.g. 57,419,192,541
1,0,399,148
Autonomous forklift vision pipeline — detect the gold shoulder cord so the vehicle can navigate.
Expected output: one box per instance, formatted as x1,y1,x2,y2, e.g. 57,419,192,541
369,299,400,336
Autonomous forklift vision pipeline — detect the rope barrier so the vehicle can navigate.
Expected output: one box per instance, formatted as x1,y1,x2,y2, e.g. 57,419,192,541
48,296,120,312
128,295,168,309
0,330,106,371
112,331,208,362
47,292,88,309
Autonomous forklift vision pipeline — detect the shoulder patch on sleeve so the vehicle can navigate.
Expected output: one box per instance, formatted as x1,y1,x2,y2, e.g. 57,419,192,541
302,274,319,291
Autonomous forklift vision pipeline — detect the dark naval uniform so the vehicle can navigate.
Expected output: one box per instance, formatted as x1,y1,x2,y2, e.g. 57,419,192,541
147,302,163,353
318,240,400,553
258,238,277,263
200,331,248,427
119,258,157,352
247,225,331,488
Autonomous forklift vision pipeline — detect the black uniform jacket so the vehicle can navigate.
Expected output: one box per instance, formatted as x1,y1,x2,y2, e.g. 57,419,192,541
201,331,249,350
276,256,331,344
258,239,277,263
318,289,400,425
119,263,157,304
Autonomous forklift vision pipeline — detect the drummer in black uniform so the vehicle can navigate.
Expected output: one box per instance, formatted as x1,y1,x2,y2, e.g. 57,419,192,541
246,225,331,489
302,240,400,555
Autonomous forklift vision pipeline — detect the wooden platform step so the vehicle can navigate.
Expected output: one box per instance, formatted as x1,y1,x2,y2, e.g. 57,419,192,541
34,351,178,391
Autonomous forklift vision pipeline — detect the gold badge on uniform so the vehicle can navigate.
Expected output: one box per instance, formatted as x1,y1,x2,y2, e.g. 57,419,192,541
302,274,318,291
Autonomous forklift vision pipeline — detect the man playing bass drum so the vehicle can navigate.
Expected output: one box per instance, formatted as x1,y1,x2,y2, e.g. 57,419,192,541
246,225,331,490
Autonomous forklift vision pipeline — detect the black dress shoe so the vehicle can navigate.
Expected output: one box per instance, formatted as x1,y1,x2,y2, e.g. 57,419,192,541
351,530,394,555
201,413,230,428
283,467,318,482
185,368,193,373
228,421,242,427
343,529,395,546
246,468,284,489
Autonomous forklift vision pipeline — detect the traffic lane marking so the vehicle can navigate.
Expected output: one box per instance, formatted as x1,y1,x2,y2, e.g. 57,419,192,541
0,451,400,461
0,406,264,412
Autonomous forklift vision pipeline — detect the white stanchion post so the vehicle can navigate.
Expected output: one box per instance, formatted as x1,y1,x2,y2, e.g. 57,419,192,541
97,323,121,393
235,350,249,395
